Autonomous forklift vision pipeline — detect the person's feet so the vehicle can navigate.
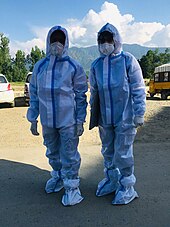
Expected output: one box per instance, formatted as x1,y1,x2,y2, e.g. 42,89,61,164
45,170,63,193
62,187,84,206
62,178,84,206
96,168,120,196
112,174,138,205
112,185,139,205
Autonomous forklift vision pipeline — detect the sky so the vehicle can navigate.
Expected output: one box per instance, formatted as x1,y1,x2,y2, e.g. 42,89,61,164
1,0,170,56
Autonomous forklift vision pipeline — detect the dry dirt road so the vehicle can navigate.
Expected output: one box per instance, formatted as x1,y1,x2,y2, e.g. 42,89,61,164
0,89,170,227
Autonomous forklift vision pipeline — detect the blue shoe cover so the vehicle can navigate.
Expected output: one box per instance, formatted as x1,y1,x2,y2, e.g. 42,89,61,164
45,170,63,193
62,178,84,206
112,185,139,205
96,168,120,197
112,175,138,205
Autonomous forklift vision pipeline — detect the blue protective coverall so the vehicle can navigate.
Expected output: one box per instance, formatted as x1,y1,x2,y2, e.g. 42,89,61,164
27,25,88,206
89,23,146,204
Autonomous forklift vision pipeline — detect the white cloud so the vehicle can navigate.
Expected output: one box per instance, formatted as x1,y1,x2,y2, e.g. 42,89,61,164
10,38,45,57
9,1,170,56
144,24,170,47
9,26,49,57
122,22,164,45
65,1,135,47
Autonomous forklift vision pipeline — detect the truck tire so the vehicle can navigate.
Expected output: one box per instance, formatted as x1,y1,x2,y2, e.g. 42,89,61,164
161,91,167,100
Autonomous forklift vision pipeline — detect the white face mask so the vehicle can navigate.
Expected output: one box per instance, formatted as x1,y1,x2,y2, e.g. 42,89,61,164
99,43,115,56
50,41,64,56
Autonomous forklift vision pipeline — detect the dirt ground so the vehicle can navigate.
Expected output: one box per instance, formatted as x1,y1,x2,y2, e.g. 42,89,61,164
0,88,170,227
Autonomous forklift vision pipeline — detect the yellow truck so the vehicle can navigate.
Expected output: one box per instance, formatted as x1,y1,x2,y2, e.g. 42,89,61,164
149,63,170,100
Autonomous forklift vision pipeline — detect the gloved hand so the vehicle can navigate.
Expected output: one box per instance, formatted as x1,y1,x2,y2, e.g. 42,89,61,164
134,116,144,128
30,121,39,136
76,123,84,136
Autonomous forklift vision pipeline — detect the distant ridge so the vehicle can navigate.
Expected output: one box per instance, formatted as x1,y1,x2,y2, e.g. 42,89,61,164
69,44,169,72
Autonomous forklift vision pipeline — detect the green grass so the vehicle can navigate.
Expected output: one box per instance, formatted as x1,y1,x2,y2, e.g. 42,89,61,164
11,82,25,86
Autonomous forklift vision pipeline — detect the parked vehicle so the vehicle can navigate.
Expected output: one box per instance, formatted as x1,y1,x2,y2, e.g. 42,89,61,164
24,72,32,105
0,74,15,107
148,63,170,100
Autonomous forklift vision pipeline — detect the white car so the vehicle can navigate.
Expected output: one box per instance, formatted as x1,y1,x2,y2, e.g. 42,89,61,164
0,74,15,107
24,72,32,105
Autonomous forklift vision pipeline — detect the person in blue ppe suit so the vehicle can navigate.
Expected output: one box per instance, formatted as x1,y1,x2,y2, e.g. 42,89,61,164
89,23,146,205
27,25,88,206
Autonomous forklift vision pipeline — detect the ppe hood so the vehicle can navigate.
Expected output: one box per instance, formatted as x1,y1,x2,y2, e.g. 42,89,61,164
98,23,122,55
46,25,69,57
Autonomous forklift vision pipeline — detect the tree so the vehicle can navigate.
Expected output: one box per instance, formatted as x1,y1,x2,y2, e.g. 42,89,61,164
0,33,12,80
26,46,45,71
12,50,28,81
139,49,170,78
160,48,170,63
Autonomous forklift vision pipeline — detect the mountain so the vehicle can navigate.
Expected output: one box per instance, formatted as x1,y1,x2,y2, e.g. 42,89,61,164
69,46,98,73
123,44,168,59
69,44,169,72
